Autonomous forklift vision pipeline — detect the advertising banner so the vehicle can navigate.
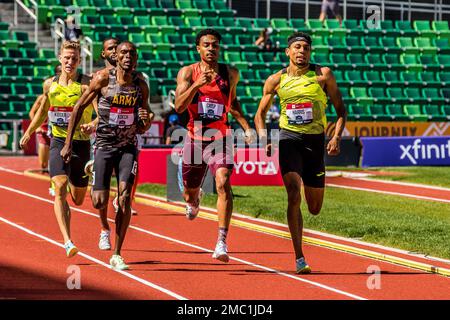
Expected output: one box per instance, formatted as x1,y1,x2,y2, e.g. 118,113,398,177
326,122,450,138
360,136,450,167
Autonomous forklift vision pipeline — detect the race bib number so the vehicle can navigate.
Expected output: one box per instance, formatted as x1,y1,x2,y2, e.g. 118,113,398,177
48,106,72,127
198,97,224,120
286,102,313,125
109,107,135,127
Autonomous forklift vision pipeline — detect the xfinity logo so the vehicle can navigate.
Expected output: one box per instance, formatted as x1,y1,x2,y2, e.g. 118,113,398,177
400,138,450,165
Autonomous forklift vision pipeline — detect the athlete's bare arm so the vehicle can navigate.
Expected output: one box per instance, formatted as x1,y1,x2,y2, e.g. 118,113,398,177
255,71,281,145
19,78,53,148
61,69,109,162
80,74,99,135
319,66,347,156
137,78,154,134
29,94,44,120
174,65,213,113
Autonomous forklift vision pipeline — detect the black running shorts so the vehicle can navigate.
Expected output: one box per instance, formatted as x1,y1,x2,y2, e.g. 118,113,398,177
92,144,138,191
49,137,90,188
278,130,326,188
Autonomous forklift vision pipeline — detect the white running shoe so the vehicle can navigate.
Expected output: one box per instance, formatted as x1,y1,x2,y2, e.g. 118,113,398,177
98,230,111,250
131,207,137,215
212,241,229,263
112,196,119,213
64,240,79,258
110,254,129,270
48,187,55,196
84,159,94,176
185,202,199,220
185,188,203,220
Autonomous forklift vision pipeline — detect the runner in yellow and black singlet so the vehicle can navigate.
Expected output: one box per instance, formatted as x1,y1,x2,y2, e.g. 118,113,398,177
20,40,96,258
254,32,347,274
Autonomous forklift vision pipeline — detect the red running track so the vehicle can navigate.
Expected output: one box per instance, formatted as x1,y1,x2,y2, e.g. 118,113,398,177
0,165,449,300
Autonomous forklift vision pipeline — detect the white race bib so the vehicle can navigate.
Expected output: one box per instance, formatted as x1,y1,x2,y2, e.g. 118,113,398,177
48,106,72,127
286,102,313,125
198,97,224,120
109,107,135,127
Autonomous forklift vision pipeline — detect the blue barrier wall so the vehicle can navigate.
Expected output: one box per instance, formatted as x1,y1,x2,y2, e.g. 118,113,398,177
361,136,450,167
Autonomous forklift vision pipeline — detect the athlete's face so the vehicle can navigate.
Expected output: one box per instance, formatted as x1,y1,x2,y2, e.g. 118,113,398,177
286,40,311,67
59,48,80,75
117,42,138,71
197,35,220,63
102,39,119,66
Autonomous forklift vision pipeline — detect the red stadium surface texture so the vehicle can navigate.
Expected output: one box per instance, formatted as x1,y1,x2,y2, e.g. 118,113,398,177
0,156,449,300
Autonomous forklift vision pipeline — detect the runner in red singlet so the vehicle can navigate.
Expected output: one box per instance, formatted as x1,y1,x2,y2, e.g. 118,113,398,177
175,29,254,262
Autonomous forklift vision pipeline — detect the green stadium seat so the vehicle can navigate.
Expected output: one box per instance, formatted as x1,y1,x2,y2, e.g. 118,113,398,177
349,104,372,121
365,53,386,71
432,21,450,38
185,17,203,31
386,104,410,121
387,87,408,104
379,20,398,37
347,53,367,69
350,87,373,104
379,36,401,53
419,54,441,71
369,104,391,121
397,37,420,54
423,104,447,121
310,36,329,54
291,19,308,33
438,71,450,86
414,37,438,55
400,71,422,87
330,53,352,70
324,19,346,38
342,19,363,37
441,105,450,119
403,104,428,121
437,54,450,67
307,19,329,37
364,70,384,87
413,20,435,37
420,71,440,87
236,18,254,30
423,88,445,104
345,70,365,86
311,52,329,66
405,87,427,104
434,38,450,54
400,54,422,72
327,36,346,53
253,18,271,29
361,36,383,53
395,21,418,37
271,19,292,35
383,53,403,71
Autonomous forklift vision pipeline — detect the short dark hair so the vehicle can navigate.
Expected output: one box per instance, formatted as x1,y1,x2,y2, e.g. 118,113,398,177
195,28,222,46
287,32,312,47
102,37,119,46
116,40,137,51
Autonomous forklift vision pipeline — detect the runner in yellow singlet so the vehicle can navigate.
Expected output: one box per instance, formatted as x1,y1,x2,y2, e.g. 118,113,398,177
20,40,96,258
254,32,347,274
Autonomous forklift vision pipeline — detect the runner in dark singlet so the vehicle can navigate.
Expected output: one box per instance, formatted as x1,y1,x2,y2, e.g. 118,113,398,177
61,41,153,270
175,29,254,263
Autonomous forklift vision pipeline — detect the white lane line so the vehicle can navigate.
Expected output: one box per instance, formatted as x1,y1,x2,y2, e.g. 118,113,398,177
327,183,450,204
5,167,448,264
0,215,187,300
0,183,367,300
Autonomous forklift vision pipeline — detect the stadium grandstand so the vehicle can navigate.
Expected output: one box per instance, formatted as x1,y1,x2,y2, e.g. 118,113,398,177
0,0,450,152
